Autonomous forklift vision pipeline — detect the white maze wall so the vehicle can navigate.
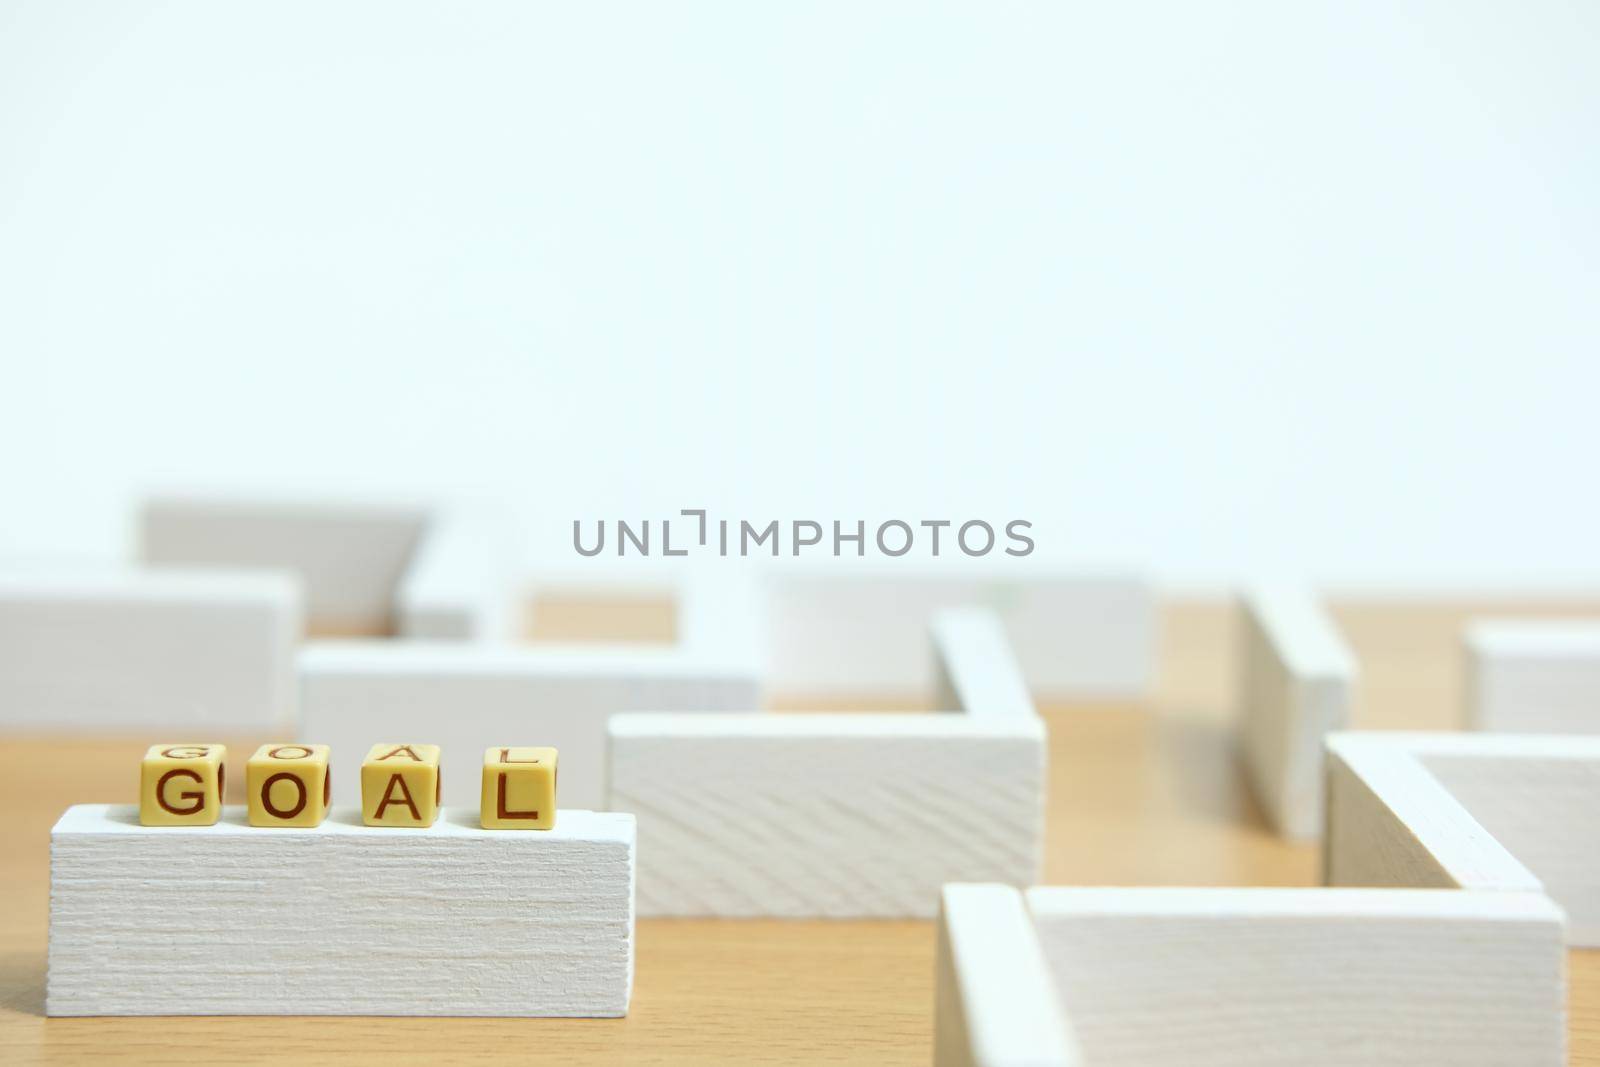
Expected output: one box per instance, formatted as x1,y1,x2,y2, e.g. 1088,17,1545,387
1238,586,1356,839
1464,620,1600,734
934,884,1565,1067
140,496,514,640
607,607,1047,918
300,579,763,810
1325,731,1600,946
0,568,300,731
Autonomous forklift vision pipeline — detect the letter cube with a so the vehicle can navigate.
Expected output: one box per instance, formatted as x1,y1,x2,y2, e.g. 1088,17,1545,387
247,744,331,828
481,746,557,829
361,743,441,827
139,744,226,826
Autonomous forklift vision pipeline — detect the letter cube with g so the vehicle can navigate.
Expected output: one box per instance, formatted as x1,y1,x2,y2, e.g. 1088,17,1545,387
480,747,557,829
361,744,441,827
140,744,226,826
247,744,331,828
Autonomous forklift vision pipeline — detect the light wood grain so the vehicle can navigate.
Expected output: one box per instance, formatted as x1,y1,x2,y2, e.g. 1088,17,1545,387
2,597,1599,1063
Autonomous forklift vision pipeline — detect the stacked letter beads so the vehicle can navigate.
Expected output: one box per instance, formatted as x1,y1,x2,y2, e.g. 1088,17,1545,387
481,747,558,830
247,744,332,828
139,744,226,826
361,744,442,827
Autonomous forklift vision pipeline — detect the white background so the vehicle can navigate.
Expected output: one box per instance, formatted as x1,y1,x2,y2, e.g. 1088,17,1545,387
2,2,1597,587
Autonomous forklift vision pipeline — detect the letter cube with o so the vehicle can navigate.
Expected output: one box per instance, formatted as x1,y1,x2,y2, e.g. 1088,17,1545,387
140,744,226,826
361,744,441,827
247,744,331,828
481,747,557,829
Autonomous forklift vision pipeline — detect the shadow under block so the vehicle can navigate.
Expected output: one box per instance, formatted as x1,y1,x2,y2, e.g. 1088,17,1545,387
1325,732,1600,945
0,568,299,731
299,640,761,810
934,884,1081,1067
608,713,1045,918
1465,620,1600,733
762,572,1155,700
1024,887,1565,1067
46,805,636,1017
139,744,226,826
1239,587,1355,839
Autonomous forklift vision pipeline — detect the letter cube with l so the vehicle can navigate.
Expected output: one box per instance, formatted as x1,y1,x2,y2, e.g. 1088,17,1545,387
481,747,557,829
140,744,226,826
362,743,441,827
247,744,331,828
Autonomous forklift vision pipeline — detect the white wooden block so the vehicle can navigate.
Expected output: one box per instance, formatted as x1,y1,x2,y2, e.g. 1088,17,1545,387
140,496,429,632
47,804,635,1017
764,573,1154,699
395,508,517,641
1326,731,1600,945
935,884,1082,1067
301,640,761,811
1239,587,1355,838
931,608,1037,719
0,568,300,731
608,713,1045,918
1027,886,1565,1067
1465,620,1600,733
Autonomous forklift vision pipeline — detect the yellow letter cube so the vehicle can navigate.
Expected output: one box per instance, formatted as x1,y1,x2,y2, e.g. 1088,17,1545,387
247,744,331,828
139,744,226,826
480,747,557,829
361,743,441,827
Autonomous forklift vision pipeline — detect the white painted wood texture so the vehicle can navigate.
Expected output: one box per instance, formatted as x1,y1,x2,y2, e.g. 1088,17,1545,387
934,884,1081,1067
300,640,761,811
1238,587,1355,838
0,568,300,731
395,508,517,641
140,495,429,632
47,804,636,1017
608,713,1044,918
1465,619,1600,733
1027,886,1566,1067
762,572,1154,699
1325,731,1600,945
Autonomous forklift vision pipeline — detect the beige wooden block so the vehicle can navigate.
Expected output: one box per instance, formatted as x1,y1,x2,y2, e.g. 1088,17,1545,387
360,743,441,827
246,744,331,828
138,744,226,826
480,746,557,829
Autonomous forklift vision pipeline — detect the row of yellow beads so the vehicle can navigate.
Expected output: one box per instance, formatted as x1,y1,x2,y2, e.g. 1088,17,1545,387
138,743,557,829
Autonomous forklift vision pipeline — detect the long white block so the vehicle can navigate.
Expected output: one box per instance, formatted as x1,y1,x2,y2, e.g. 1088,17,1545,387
764,573,1154,699
301,641,761,810
934,884,1081,1067
1326,731,1600,944
1239,587,1355,838
47,804,635,1017
0,568,299,731
1027,887,1565,1067
395,508,517,641
609,713,1045,918
140,496,428,632
1465,620,1600,733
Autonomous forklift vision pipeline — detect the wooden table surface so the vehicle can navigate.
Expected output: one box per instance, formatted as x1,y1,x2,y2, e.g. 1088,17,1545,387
1,596,1596,1064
